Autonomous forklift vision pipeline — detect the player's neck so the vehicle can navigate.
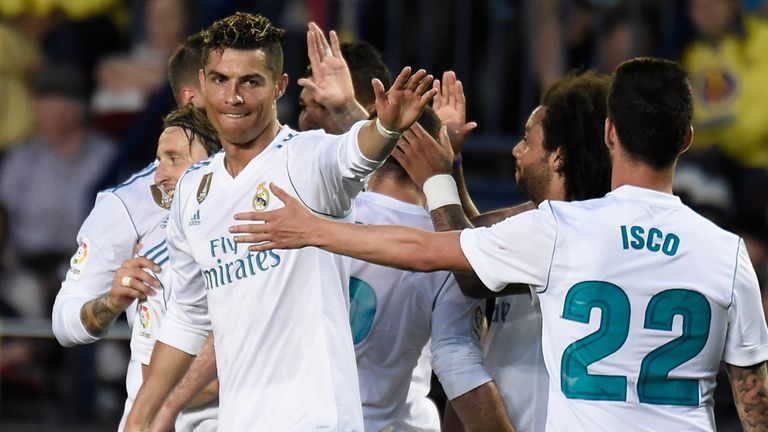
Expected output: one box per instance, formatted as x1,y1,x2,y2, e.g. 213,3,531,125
222,120,281,178
367,174,424,207
610,156,675,194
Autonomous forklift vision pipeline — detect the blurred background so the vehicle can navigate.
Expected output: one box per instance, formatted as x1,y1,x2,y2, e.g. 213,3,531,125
1,0,767,430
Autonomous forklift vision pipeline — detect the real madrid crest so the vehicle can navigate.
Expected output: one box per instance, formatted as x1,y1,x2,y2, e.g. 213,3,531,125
253,182,270,211
150,184,172,210
197,173,213,204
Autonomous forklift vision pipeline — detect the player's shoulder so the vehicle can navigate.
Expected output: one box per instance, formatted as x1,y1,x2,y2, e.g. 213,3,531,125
174,151,222,205
105,162,157,197
99,162,166,225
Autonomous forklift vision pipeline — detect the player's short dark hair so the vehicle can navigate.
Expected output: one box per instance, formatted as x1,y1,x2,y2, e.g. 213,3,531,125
168,32,204,106
163,105,221,156
379,107,441,181
541,71,612,201
201,12,285,80
341,41,391,107
608,57,693,169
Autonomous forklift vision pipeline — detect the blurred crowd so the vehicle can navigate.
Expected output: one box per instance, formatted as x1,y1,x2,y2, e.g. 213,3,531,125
1,0,768,428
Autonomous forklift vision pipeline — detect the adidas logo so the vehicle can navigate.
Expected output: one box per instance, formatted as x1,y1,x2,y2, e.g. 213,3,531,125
188,209,201,226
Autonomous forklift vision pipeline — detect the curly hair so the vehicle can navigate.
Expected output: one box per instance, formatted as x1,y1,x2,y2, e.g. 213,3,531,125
163,105,221,156
541,71,612,201
202,12,286,79
608,57,692,170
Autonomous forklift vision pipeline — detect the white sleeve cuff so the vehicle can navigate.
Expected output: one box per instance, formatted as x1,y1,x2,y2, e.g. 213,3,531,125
432,339,493,400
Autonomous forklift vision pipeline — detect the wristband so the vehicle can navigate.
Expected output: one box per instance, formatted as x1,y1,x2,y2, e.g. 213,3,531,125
423,174,461,212
375,117,403,140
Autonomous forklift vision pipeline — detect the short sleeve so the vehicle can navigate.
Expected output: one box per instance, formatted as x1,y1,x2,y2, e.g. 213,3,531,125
723,239,768,367
459,203,557,292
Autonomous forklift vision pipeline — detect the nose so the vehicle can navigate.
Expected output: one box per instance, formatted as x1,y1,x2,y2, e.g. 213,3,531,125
154,161,170,187
512,140,524,159
225,83,244,106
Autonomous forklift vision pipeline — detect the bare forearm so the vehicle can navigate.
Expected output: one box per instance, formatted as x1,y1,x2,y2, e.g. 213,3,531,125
127,342,195,430
313,218,469,272
727,361,768,431
327,101,368,133
470,201,537,228
172,334,218,409
453,165,479,219
431,204,474,232
451,382,515,432
79,293,121,336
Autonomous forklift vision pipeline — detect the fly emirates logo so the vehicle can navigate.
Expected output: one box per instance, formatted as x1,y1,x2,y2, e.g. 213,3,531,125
201,237,282,290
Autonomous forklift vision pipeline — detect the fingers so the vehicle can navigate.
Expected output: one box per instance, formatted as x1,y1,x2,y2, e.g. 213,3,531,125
297,77,320,94
372,78,386,104
413,73,434,97
268,182,292,203
329,30,342,58
443,71,456,107
432,79,443,110
390,67,412,91
133,242,143,256
122,256,161,273
306,24,321,65
455,79,466,108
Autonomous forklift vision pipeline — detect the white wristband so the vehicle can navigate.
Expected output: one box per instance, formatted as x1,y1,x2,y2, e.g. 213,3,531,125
423,174,461,212
375,117,403,140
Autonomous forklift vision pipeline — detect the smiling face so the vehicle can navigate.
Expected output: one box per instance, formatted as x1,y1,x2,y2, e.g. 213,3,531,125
153,126,210,201
512,106,559,204
200,48,288,148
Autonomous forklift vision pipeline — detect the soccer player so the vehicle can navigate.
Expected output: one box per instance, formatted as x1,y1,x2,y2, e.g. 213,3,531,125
396,71,611,432
52,36,218,430
124,13,435,431
233,57,768,431
52,104,221,431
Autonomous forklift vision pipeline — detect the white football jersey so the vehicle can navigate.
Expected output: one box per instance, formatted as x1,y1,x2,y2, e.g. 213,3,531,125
159,123,377,431
51,162,217,431
352,192,489,432
484,293,548,432
461,185,768,431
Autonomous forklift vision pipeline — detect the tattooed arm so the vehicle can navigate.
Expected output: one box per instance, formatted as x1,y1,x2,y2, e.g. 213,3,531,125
726,361,768,431
80,256,160,336
430,203,532,299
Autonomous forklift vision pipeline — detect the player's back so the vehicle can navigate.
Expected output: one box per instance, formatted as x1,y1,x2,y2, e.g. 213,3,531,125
351,191,442,431
539,185,767,431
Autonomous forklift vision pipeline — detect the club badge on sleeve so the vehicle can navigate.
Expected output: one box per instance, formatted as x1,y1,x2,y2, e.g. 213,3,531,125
137,302,152,340
197,173,213,204
68,237,90,280
253,181,270,211
150,184,172,209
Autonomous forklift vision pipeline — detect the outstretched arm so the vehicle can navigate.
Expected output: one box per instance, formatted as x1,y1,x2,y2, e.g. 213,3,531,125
298,23,368,133
230,183,470,273
726,361,768,431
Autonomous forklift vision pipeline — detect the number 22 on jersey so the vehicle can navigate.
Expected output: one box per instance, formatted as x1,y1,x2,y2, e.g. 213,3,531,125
560,281,711,406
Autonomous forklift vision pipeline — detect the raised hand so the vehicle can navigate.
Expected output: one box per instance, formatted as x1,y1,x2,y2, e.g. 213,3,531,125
392,123,454,188
374,67,437,133
297,22,356,110
109,255,161,311
230,183,320,251
432,71,477,155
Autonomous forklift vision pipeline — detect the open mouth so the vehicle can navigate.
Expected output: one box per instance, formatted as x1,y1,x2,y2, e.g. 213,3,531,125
223,113,248,119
